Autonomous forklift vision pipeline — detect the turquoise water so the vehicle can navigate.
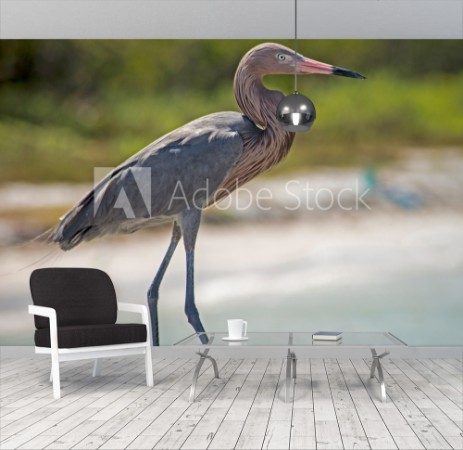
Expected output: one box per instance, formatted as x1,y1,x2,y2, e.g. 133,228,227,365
2,270,462,347
156,270,463,346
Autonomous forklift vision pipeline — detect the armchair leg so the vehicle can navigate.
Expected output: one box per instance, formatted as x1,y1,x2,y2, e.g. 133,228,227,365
92,359,102,377
51,353,61,399
145,346,154,387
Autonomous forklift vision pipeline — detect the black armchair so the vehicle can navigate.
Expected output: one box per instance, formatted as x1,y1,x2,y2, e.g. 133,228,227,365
29,267,153,399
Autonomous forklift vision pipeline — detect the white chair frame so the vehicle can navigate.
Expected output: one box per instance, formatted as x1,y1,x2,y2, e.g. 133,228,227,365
28,302,154,399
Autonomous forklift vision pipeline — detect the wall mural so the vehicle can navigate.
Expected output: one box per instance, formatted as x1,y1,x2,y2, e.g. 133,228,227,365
0,40,462,346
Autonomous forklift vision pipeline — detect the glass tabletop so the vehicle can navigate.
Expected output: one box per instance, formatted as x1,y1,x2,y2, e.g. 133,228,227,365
173,332,406,348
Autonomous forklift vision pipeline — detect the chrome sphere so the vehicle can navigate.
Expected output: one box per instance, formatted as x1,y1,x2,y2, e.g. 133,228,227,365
276,92,316,132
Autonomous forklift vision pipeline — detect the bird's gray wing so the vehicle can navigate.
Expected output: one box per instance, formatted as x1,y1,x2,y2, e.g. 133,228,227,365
53,112,249,248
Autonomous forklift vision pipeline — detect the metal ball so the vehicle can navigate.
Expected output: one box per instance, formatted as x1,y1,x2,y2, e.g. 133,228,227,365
276,92,316,132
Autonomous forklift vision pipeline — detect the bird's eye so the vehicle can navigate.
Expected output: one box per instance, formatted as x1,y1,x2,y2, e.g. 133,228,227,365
277,53,287,62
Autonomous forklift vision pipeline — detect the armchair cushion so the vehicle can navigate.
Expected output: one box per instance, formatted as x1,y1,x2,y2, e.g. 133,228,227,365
34,323,147,348
30,268,117,329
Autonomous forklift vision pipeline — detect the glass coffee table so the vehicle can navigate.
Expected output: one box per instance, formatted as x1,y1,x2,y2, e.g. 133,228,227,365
174,331,407,403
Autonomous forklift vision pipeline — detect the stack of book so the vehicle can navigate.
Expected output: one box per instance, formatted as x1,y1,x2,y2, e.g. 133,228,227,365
312,331,342,343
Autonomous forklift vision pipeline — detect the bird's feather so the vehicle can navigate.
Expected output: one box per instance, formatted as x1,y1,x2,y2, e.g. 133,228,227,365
51,112,255,249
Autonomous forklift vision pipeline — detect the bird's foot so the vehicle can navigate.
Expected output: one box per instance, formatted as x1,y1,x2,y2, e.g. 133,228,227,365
199,332,209,345
186,312,208,344
151,333,160,346
147,291,160,346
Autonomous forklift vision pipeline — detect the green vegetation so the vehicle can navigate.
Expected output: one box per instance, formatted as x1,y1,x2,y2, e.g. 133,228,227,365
0,40,462,182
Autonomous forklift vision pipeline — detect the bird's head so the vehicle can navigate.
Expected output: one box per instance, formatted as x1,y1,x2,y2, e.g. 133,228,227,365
244,42,366,80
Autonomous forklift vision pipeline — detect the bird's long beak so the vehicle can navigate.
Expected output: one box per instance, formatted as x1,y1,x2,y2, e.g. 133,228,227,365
298,56,366,79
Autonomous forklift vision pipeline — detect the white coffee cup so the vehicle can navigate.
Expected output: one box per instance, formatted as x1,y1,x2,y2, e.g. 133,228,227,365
227,319,247,339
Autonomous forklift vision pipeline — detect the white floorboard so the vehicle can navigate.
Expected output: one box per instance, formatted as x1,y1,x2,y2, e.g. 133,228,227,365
0,357,461,450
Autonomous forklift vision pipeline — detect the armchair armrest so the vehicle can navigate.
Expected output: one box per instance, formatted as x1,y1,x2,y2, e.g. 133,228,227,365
28,305,59,351
118,302,152,346
118,302,148,315
28,304,57,322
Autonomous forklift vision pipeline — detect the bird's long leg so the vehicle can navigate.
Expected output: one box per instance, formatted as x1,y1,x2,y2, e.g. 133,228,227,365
147,222,182,346
179,208,208,344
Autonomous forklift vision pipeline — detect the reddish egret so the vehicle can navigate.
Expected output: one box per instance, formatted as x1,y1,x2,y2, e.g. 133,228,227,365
49,43,365,345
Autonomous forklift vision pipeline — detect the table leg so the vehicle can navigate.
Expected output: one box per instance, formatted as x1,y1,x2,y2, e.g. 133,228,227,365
370,357,377,379
285,350,292,402
189,348,219,403
285,350,297,402
291,352,297,379
370,348,390,402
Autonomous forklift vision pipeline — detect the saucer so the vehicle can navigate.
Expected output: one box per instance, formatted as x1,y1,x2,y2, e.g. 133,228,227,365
222,336,249,342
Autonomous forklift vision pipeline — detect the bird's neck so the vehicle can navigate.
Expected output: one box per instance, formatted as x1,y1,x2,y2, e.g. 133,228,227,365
234,66,295,149
216,66,296,198
234,66,286,132
233,65,295,167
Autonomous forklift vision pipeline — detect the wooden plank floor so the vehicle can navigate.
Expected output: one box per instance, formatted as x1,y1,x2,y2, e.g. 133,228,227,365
0,357,462,449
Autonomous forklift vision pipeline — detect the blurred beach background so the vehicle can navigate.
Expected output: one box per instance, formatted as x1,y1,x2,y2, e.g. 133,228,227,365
0,40,462,346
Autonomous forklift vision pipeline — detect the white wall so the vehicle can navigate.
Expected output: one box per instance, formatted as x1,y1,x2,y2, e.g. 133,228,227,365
1,0,462,39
